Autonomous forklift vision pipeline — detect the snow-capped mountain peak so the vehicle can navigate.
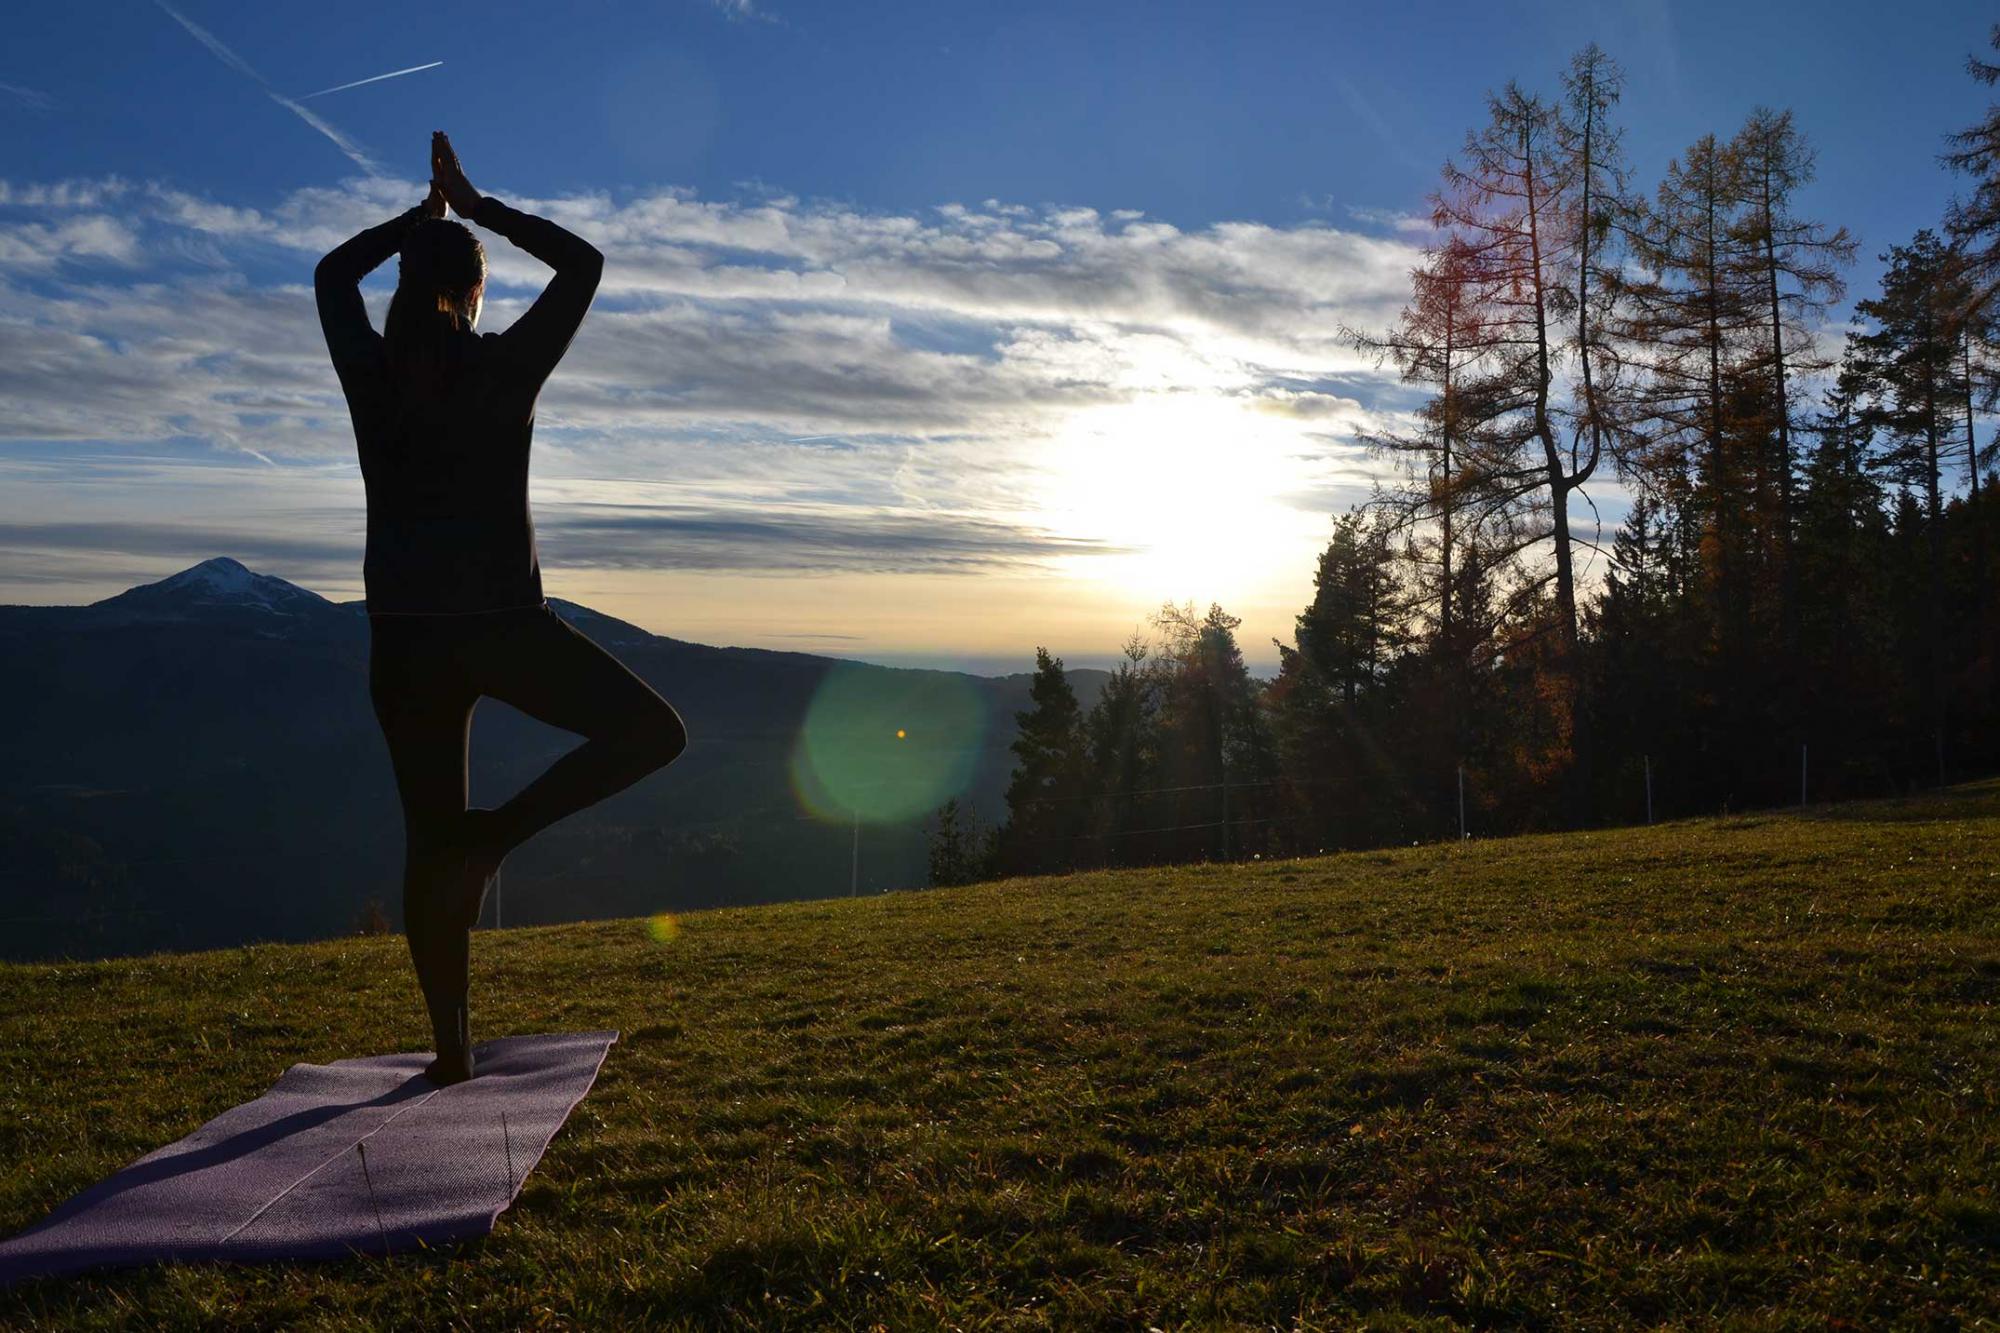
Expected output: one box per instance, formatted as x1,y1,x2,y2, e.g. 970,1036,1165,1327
88,557,332,621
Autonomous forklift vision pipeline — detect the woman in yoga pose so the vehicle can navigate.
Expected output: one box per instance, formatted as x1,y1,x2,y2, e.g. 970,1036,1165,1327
316,132,687,1085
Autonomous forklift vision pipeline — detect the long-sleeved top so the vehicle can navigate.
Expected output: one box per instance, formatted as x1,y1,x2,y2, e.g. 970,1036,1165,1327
315,194,603,615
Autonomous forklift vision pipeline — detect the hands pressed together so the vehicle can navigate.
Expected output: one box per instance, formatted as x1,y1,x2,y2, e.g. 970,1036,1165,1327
421,131,483,220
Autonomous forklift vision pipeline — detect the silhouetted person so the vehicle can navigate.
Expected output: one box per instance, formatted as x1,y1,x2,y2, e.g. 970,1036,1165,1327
316,132,686,1085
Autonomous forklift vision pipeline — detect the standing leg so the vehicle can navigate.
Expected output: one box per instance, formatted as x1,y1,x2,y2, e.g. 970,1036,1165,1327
467,605,687,870
369,616,479,1084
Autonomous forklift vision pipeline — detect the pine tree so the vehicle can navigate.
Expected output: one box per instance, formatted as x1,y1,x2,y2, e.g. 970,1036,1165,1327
1269,509,1422,847
1082,637,1160,867
1794,369,1899,790
1151,602,1271,861
1293,510,1402,706
925,799,992,888
994,648,1089,874
1615,130,1774,787
1850,231,1969,776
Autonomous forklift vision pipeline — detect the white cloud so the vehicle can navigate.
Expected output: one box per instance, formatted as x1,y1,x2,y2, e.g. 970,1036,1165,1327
1343,204,1436,235
707,0,776,23
0,170,1421,642
0,214,141,269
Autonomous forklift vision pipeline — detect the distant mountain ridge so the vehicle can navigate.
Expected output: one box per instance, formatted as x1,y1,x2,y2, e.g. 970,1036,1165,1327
0,558,1102,962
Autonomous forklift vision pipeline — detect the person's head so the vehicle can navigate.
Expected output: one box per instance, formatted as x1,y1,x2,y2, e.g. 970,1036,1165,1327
383,218,487,402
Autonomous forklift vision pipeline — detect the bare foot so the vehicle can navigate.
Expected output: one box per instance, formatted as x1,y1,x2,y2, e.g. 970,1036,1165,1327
456,807,508,931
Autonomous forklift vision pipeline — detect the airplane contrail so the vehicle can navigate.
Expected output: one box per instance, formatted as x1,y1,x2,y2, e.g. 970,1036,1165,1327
153,0,380,174
301,61,443,101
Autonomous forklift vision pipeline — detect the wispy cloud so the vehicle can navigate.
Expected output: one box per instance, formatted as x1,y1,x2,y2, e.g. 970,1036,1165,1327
707,0,776,23
0,170,1418,646
151,0,379,173
0,170,1418,453
539,502,1132,574
1344,205,1435,235
0,81,56,113
1334,76,1432,177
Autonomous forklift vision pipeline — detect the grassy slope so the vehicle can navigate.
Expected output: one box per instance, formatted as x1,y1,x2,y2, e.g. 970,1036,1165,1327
1,787,1997,1331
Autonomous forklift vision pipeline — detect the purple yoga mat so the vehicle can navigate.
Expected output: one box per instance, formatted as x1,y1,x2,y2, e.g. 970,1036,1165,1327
0,1030,617,1284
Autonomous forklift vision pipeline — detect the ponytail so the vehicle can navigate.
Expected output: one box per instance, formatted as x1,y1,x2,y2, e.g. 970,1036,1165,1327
383,218,487,423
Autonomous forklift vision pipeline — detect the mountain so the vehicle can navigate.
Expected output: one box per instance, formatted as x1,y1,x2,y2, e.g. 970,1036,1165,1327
0,559,1105,962
87,556,334,624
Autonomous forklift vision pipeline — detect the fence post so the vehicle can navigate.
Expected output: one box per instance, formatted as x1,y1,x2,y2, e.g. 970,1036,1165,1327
1221,765,1231,861
1457,765,1466,840
1800,744,1808,809
1644,755,1653,825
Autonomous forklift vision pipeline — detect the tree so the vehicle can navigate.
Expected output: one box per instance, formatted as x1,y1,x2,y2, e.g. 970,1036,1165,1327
1943,23,2000,315
1268,508,1428,847
1152,601,1272,861
1082,637,1160,867
1293,509,1403,706
1850,231,1969,775
1793,369,1901,790
1729,107,1856,641
994,648,1089,874
1347,234,1499,653
1616,132,1770,697
1940,27,2000,679
925,799,992,888
1556,43,1632,506
1432,79,1600,662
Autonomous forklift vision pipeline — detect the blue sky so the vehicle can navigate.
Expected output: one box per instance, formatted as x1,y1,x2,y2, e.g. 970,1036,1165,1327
1,0,1994,671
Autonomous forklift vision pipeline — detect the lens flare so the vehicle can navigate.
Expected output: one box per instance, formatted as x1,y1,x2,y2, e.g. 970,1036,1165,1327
791,661,988,823
646,912,679,944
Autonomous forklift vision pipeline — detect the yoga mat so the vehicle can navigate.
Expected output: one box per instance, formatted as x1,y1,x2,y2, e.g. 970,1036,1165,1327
0,1030,617,1284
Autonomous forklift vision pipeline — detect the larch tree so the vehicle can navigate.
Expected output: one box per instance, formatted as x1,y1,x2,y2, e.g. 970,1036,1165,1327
1431,81,1593,658
1728,106,1856,643
1555,43,1632,498
1345,233,1501,657
1615,132,1766,659
1942,23,2000,314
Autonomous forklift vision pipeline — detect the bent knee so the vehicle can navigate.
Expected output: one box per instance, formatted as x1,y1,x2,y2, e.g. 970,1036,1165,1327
624,705,687,768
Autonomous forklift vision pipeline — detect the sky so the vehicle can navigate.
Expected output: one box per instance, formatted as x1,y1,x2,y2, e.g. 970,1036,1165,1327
1,0,1993,674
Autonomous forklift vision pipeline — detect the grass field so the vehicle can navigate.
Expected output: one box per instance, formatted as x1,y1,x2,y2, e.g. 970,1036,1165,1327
2,784,1997,1330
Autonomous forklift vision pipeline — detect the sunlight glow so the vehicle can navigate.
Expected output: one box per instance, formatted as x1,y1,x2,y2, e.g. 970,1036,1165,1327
1029,391,1343,604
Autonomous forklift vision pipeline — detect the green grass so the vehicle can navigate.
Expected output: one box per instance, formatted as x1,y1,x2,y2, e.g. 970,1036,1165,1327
3,785,1998,1330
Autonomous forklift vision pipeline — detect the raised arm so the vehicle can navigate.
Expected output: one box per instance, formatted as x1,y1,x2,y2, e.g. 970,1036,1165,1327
428,129,604,390
314,201,428,383
469,194,604,389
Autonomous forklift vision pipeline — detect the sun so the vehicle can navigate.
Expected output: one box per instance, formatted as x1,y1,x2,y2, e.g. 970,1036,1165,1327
1028,391,1337,603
